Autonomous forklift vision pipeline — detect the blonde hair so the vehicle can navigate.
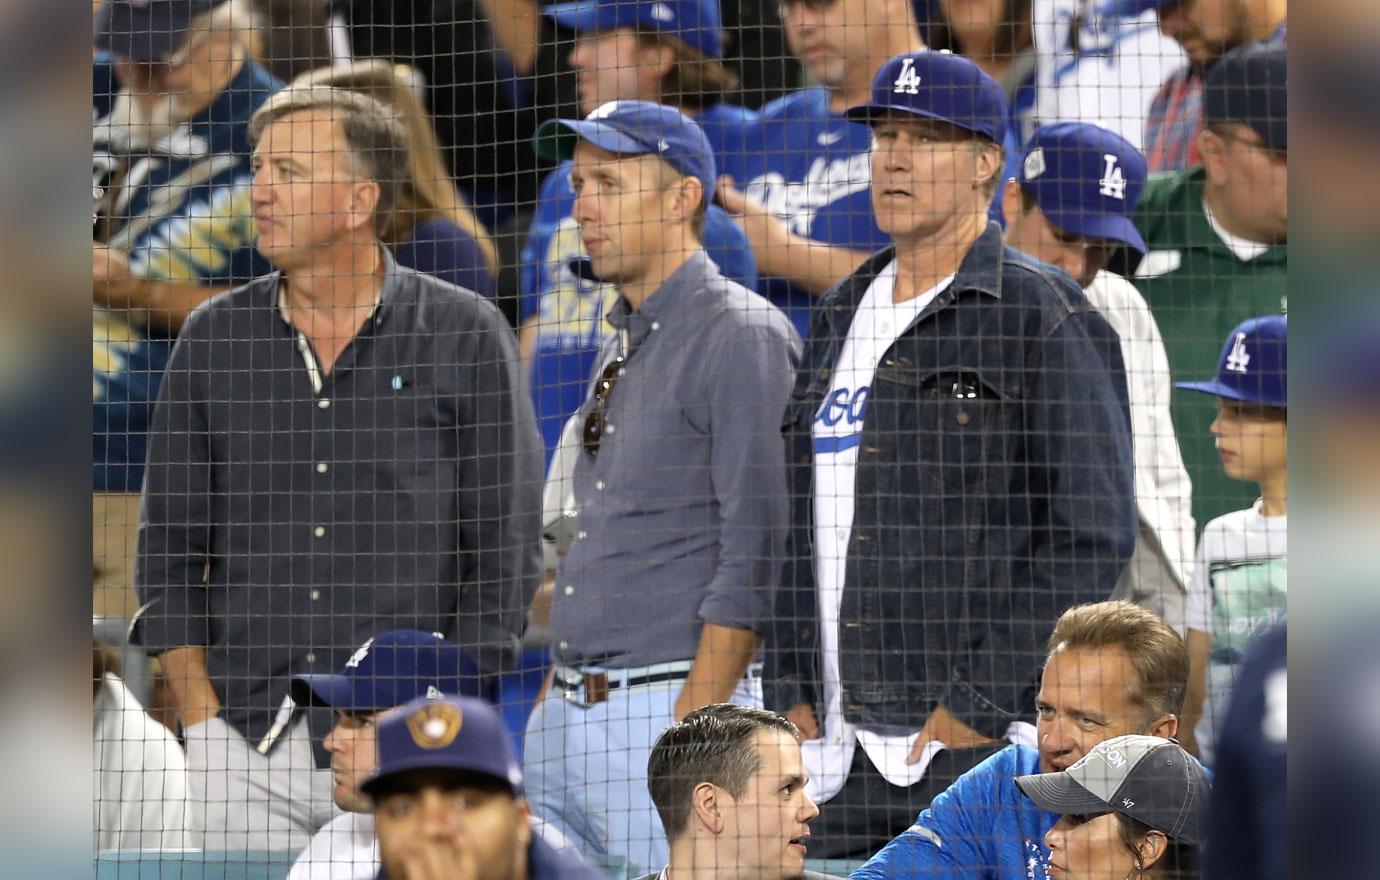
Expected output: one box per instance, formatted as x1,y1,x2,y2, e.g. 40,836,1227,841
1047,601,1189,723
291,60,499,275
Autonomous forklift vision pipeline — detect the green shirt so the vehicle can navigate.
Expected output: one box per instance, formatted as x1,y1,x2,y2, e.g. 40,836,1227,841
1133,168,1287,532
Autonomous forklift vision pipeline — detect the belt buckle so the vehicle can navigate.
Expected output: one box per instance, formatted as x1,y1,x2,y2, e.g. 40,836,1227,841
583,672,609,706
558,668,609,708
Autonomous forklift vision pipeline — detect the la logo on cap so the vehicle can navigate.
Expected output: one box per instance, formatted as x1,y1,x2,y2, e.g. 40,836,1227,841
1225,332,1251,373
406,702,463,750
893,57,922,95
345,637,374,669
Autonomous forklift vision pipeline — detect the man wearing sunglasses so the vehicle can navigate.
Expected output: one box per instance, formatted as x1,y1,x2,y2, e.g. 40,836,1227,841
1131,41,1287,532
522,100,799,872
1001,122,1196,635
92,0,281,619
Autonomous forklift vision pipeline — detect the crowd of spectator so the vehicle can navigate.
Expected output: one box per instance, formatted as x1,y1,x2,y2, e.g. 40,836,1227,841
91,0,1288,877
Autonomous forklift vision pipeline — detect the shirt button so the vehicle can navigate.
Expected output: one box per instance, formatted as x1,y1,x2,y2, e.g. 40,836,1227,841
650,321,661,331
558,641,569,651
309,589,321,600
563,585,575,596
594,480,606,491
605,424,615,435
315,463,328,474
576,530,588,541
305,653,316,664
313,526,326,538
317,398,331,410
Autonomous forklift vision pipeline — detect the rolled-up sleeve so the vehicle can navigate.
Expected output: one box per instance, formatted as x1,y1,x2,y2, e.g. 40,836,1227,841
697,322,801,634
134,316,213,654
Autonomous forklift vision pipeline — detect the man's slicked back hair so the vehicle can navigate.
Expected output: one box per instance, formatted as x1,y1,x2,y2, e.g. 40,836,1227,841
1047,601,1190,723
647,704,800,842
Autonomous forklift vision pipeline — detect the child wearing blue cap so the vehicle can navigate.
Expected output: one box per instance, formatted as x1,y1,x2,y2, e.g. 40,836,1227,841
1175,315,1287,763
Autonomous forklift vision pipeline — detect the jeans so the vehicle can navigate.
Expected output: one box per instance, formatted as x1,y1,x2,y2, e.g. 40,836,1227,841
523,666,762,873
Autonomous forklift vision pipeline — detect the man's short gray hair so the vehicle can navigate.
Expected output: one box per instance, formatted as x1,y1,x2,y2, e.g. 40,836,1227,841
249,85,410,233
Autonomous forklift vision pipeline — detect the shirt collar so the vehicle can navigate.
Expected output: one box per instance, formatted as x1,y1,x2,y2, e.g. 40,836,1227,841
275,244,400,330
605,249,715,347
1202,196,1272,262
949,221,1006,299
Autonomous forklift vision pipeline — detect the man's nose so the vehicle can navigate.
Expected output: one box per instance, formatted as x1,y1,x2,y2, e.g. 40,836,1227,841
801,792,821,821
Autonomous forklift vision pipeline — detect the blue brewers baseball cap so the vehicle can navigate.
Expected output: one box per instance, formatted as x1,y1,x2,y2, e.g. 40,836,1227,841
1019,123,1149,253
846,51,1009,144
290,629,482,712
361,695,524,797
95,0,219,62
535,99,717,192
544,0,724,59
1176,315,1287,408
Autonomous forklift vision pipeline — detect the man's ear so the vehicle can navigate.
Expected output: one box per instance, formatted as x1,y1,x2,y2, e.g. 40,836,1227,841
1136,829,1169,871
514,797,534,847
668,174,705,226
974,142,1004,190
1198,127,1228,184
1148,713,1179,741
690,781,726,835
348,179,382,232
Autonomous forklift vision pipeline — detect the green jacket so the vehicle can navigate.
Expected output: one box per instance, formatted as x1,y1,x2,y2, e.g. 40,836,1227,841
1134,168,1287,531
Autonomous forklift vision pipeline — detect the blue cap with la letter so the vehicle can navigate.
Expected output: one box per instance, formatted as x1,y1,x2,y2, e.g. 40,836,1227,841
1018,122,1149,253
845,50,1009,144
1176,315,1288,409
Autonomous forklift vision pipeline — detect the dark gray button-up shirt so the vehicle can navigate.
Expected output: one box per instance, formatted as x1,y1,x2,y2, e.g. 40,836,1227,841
135,250,543,746
550,250,800,668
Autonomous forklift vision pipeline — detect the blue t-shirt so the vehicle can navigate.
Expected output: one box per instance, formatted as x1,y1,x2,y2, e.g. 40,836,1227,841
853,745,1055,880
393,215,495,300
517,102,760,464
92,55,282,492
719,86,892,338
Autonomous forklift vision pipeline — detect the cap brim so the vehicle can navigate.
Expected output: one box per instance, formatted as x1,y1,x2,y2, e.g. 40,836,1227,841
542,0,610,33
844,104,996,142
1016,772,1114,816
361,758,518,798
534,118,652,162
292,674,366,710
1041,206,1148,253
1174,379,1283,407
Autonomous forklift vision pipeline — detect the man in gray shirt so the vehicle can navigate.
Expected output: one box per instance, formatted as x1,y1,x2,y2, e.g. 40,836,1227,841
521,100,799,872
135,85,542,851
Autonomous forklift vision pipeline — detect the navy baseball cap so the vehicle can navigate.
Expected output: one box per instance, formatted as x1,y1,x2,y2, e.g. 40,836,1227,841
95,0,219,62
535,100,717,191
1176,315,1287,408
361,695,523,797
1017,735,1210,846
290,630,482,712
544,0,724,58
846,51,1009,144
1018,123,1149,253
1204,42,1288,152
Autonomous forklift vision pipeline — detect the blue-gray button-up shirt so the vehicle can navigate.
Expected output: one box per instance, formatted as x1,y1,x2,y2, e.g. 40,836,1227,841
135,250,543,746
550,250,800,668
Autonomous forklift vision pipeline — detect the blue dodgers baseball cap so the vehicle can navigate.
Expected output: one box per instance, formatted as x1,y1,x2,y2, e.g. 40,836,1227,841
1176,315,1287,408
360,695,524,797
1204,42,1288,153
845,50,1009,144
544,0,724,58
535,99,717,191
94,0,219,61
1018,122,1149,253
290,630,482,712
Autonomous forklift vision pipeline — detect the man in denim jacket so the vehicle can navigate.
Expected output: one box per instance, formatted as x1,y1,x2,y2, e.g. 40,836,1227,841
764,51,1137,859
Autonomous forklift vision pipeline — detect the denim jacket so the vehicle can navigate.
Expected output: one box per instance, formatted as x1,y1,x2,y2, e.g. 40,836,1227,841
764,224,1137,739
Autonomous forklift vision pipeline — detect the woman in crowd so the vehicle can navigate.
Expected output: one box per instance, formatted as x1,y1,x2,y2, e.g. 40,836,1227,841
292,59,499,299
1017,735,1207,880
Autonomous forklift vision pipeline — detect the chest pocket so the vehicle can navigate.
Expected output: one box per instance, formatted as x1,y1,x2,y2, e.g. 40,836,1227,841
869,364,1015,494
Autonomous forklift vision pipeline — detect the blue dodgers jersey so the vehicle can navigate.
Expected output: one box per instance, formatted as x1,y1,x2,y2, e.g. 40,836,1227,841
92,54,282,492
517,104,760,464
719,87,891,338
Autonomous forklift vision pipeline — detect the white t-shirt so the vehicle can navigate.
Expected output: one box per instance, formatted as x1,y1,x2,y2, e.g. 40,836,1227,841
1032,0,1186,148
1186,499,1287,761
807,263,953,802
